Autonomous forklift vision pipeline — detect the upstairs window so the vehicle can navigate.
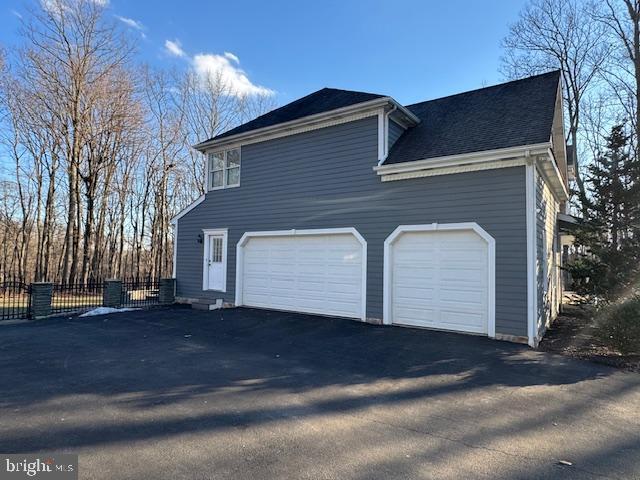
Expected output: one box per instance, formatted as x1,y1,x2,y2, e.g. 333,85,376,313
208,148,241,190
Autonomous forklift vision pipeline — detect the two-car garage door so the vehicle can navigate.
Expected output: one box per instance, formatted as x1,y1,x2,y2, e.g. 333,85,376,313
237,231,366,320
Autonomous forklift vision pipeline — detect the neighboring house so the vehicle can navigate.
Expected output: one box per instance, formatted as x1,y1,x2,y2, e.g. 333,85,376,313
172,70,570,347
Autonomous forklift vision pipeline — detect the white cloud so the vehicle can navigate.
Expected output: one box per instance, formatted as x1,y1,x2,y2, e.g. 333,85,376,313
163,39,272,97
223,52,239,64
116,15,144,30
164,39,186,58
11,9,23,19
192,53,274,97
40,0,65,14
41,0,108,15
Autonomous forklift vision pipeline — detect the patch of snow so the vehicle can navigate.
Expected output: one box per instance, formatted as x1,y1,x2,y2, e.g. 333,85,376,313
79,307,139,317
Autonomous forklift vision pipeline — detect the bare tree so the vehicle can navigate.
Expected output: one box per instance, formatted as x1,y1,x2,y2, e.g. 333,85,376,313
0,0,275,284
16,0,133,282
592,1,640,160
501,0,610,206
176,70,276,195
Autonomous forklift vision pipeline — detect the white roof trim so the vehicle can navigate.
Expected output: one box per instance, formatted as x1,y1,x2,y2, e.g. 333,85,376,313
205,109,381,153
537,148,570,201
375,142,551,173
171,194,205,225
379,158,528,181
195,96,419,152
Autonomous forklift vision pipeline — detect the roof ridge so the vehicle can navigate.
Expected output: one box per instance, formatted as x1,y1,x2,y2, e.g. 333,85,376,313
320,86,388,97
403,70,561,109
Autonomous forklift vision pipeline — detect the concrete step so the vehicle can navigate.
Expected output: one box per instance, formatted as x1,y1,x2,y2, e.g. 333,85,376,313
191,301,222,311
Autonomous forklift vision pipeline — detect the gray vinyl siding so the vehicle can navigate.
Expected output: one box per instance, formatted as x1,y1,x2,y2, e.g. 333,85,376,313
388,120,404,149
177,116,528,337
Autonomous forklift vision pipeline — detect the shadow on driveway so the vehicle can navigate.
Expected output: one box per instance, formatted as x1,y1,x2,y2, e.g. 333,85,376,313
1,307,638,479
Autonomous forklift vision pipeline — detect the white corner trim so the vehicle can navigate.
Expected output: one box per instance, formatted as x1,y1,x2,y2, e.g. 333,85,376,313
380,158,527,181
235,227,368,321
202,228,229,292
383,222,496,338
171,194,205,225
525,163,538,347
172,222,178,279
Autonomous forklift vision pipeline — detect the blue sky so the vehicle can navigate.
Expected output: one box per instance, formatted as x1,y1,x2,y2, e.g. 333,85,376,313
3,0,529,108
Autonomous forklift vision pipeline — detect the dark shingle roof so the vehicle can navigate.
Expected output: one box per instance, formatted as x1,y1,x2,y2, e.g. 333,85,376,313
203,88,385,143
385,70,561,164
198,71,561,164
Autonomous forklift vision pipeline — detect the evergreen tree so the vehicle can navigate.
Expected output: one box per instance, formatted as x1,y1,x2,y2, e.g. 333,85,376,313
569,124,640,299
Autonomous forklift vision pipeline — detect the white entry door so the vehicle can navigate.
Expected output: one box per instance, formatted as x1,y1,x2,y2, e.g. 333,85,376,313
237,230,366,319
388,228,490,334
204,231,227,291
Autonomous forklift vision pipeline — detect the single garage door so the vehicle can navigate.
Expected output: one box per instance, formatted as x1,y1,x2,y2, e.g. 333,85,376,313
388,228,490,334
238,230,366,319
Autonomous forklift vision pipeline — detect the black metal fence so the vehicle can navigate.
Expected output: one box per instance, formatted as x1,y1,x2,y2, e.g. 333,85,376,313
0,277,167,321
121,278,160,308
0,281,31,321
51,280,104,316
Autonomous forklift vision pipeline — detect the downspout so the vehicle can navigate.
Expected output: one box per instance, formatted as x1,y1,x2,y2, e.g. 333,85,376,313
377,105,397,166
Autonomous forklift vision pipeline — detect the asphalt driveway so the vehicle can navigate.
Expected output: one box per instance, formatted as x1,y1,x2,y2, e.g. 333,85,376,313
1,307,639,479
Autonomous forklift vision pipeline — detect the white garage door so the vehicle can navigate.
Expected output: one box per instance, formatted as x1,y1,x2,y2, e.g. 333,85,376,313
239,231,365,319
389,229,489,334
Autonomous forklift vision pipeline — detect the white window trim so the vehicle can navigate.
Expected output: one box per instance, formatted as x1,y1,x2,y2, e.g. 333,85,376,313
207,148,241,191
235,227,368,321
202,228,228,292
383,222,496,338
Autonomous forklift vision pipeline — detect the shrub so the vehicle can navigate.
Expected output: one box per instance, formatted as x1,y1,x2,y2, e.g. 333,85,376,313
596,296,640,355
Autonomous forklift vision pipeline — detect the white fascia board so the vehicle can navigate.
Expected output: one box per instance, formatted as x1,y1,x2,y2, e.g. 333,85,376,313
537,148,569,202
374,142,551,174
171,194,205,225
380,158,527,181
195,97,419,152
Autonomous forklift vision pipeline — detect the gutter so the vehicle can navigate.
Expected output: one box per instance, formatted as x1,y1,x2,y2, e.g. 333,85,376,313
377,105,397,166
537,148,570,201
194,97,420,152
374,142,552,175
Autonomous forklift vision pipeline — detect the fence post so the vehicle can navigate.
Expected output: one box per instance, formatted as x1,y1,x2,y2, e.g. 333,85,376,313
158,278,176,304
103,279,122,308
30,282,53,319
